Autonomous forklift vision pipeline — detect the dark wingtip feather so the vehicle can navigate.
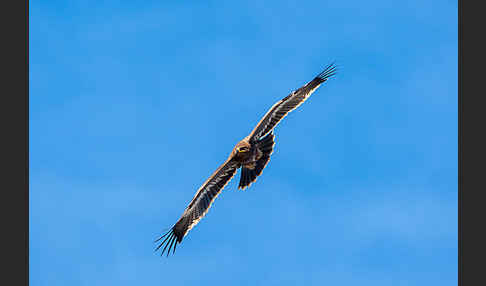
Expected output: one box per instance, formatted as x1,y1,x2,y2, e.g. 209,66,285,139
316,62,338,82
154,228,171,244
154,228,180,257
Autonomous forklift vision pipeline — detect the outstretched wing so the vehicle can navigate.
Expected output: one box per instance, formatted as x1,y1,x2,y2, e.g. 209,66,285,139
248,63,337,143
155,156,240,256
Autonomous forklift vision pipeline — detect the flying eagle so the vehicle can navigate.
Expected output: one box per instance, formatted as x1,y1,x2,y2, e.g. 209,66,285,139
155,63,337,256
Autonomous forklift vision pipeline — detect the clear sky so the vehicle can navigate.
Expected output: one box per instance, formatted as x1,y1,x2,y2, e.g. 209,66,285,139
30,1,457,285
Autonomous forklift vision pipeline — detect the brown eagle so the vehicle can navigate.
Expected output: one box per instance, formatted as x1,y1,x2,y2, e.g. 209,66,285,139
155,63,337,256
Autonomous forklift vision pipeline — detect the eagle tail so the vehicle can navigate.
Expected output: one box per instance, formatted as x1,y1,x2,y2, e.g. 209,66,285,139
238,132,275,190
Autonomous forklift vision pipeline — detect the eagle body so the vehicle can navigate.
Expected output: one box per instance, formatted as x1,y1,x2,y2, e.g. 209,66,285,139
155,63,337,256
234,138,263,169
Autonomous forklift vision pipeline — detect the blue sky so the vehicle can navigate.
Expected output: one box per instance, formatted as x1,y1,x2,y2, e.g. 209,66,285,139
30,1,457,285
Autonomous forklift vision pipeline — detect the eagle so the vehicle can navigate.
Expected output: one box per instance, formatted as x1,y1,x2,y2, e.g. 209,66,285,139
155,63,337,256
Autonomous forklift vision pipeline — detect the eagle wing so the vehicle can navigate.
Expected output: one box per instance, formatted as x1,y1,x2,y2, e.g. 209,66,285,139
248,63,337,143
155,155,240,256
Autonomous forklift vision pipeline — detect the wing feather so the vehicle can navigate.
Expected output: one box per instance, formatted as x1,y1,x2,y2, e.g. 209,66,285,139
155,155,240,256
248,63,337,143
